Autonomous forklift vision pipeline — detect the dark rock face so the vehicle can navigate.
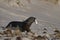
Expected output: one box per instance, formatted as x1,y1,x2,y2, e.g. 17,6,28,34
6,17,36,32
16,36,22,40
4,38,11,40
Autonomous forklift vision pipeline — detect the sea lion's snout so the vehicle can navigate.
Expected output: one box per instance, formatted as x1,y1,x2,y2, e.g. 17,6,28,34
35,20,38,24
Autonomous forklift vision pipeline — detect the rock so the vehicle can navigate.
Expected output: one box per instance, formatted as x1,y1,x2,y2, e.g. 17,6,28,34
16,36,22,40
4,38,11,40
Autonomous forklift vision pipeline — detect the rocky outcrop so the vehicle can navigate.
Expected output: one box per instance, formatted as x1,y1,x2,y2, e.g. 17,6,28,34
0,0,60,9
0,0,31,8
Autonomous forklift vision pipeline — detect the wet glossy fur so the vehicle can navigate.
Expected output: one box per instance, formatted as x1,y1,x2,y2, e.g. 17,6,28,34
6,17,36,32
